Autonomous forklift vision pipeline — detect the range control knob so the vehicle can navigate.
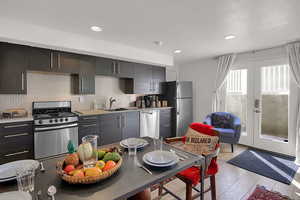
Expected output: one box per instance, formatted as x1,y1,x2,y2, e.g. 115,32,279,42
60,118,64,122
65,118,69,122
38,120,43,124
54,119,58,123
49,119,53,123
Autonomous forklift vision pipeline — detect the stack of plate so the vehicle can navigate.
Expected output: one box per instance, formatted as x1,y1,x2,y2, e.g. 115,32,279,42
120,138,148,149
0,160,39,183
143,151,179,167
0,191,32,200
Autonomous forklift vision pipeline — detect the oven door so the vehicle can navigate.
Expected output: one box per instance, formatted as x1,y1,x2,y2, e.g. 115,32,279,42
34,124,78,159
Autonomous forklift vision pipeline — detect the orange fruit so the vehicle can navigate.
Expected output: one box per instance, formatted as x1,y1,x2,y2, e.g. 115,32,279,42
64,165,75,174
102,161,116,171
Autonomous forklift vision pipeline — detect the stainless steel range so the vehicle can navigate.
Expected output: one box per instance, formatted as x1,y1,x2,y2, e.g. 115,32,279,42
33,101,78,159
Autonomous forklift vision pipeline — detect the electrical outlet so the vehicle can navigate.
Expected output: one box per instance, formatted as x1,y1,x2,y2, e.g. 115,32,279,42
79,96,84,103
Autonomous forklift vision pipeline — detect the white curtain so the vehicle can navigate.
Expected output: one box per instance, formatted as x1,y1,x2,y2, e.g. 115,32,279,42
212,54,236,112
286,42,300,165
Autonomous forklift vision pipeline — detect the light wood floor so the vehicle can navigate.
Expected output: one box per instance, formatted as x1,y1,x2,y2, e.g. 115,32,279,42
152,144,300,200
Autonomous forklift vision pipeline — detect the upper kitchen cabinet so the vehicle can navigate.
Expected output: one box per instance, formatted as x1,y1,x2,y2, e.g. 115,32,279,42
124,64,166,94
71,55,96,95
0,42,27,94
28,47,80,73
152,66,166,94
27,47,56,72
96,57,134,78
57,52,80,74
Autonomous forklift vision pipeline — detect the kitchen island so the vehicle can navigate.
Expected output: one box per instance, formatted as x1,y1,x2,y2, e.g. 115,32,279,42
0,137,205,200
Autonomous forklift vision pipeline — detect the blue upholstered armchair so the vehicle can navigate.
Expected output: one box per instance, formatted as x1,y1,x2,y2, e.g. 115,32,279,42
204,112,241,152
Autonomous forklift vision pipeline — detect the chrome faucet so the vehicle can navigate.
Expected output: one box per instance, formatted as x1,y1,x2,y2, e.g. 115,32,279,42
109,97,116,110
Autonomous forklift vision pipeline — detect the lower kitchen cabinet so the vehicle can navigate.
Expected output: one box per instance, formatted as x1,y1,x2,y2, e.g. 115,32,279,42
98,113,122,145
159,109,173,139
98,111,140,145
0,121,34,164
122,111,140,139
78,116,100,144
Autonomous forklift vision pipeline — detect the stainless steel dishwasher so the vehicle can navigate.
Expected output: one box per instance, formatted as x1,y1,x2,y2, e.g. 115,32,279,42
140,110,160,139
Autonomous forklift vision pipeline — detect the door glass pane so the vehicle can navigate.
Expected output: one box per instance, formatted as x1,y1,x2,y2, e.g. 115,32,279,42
260,65,289,141
225,69,247,135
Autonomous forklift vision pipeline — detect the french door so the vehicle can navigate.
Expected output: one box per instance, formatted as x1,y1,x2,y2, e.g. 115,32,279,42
225,62,296,156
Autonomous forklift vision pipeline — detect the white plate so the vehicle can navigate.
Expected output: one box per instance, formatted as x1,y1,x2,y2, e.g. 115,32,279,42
0,191,32,200
0,160,39,182
120,138,148,148
143,154,179,167
144,151,178,164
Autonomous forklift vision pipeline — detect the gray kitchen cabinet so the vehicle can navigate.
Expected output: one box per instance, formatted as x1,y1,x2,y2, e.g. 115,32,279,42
0,42,27,94
71,55,96,95
0,121,34,164
152,66,166,94
99,111,140,145
58,52,80,74
96,57,134,78
159,109,173,139
78,116,100,144
121,111,140,139
27,46,55,72
99,113,122,145
124,64,166,94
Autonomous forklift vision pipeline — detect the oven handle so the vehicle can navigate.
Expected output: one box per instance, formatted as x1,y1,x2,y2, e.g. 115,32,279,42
35,123,78,131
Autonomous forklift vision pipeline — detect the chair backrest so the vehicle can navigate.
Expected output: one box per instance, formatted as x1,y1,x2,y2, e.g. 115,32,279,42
210,112,236,129
183,123,220,156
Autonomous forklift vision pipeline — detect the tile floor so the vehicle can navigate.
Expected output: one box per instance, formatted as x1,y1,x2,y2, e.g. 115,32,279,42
152,144,300,200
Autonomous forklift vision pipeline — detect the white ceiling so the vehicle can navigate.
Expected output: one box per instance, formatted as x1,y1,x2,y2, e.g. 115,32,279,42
1,0,300,65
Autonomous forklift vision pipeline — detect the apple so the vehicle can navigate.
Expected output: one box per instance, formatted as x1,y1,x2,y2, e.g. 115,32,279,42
64,164,75,174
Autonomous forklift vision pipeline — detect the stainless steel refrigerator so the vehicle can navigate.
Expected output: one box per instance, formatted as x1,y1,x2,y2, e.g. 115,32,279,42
161,81,193,137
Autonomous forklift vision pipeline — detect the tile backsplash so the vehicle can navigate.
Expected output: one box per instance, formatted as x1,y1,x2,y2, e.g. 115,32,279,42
0,72,137,113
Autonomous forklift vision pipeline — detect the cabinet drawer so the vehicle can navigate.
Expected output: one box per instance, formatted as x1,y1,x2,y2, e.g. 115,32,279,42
79,116,98,124
0,121,33,143
0,136,34,164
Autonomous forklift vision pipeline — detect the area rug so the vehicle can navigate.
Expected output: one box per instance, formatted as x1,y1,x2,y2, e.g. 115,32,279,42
227,149,299,185
247,185,292,200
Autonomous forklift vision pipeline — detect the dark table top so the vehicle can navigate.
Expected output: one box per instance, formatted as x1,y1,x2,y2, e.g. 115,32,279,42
0,137,203,200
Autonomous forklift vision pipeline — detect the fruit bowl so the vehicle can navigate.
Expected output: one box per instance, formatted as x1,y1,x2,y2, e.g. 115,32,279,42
56,148,123,184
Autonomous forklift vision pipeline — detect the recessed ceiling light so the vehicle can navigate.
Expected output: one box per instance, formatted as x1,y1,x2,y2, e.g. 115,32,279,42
224,35,236,40
153,41,163,46
90,26,103,32
174,49,182,54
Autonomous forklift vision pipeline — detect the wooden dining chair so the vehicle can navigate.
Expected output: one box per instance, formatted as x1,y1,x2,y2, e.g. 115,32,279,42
157,123,220,200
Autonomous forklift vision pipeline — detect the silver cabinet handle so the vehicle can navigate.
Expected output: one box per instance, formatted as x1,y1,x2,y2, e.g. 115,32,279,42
58,53,61,69
82,117,97,120
5,150,29,157
35,123,78,131
21,72,24,91
50,52,53,69
4,133,29,138
4,124,29,129
112,62,116,74
80,78,83,93
141,111,153,115
121,115,125,128
82,124,97,128
117,62,121,74
254,110,261,113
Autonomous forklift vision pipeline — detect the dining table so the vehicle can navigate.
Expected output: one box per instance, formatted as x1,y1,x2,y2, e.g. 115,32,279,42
0,137,205,200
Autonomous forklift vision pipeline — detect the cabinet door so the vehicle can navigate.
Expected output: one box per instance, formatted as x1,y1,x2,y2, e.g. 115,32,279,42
122,111,140,139
116,61,134,78
159,109,173,139
58,52,80,74
28,47,56,71
95,57,114,76
133,64,153,94
99,114,122,145
77,56,96,94
0,43,27,94
152,66,166,94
